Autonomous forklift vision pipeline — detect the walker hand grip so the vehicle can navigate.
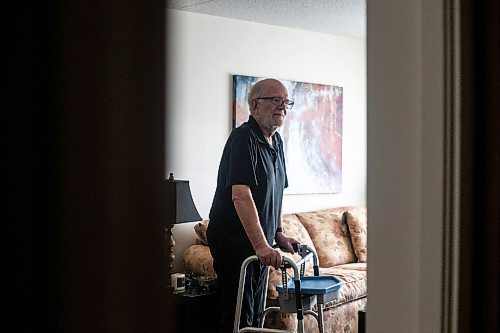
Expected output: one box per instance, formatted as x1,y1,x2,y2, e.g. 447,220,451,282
272,242,302,253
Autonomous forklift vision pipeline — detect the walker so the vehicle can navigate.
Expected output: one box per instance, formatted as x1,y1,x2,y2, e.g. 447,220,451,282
234,244,342,333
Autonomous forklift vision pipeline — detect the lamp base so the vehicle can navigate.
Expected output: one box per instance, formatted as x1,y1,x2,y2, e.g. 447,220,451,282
165,225,175,279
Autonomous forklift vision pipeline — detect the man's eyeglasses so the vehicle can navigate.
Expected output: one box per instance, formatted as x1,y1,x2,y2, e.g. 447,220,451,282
256,97,295,109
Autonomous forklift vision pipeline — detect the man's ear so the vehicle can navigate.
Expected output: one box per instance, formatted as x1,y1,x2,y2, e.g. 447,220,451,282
250,99,258,112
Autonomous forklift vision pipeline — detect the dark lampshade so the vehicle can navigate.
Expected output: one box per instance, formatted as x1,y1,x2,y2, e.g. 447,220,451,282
166,173,201,225
165,173,201,273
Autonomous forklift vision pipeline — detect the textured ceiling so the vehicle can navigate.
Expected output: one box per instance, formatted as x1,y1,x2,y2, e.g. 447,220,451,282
167,0,366,39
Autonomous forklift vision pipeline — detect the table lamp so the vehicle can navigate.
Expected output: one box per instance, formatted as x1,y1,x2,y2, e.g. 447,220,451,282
165,173,202,275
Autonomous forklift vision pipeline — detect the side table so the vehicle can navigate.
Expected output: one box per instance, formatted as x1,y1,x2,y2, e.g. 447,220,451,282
172,289,219,333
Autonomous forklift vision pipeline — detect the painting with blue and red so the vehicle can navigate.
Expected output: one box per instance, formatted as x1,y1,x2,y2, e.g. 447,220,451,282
233,74,343,194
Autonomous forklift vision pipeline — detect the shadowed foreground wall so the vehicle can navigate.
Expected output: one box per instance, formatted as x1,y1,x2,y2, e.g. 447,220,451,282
11,1,172,332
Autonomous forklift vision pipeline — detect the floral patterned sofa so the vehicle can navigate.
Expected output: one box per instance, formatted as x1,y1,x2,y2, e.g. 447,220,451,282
183,206,367,333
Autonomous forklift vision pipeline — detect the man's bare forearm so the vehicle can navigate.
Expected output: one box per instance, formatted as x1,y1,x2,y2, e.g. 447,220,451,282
232,185,281,268
231,185,269,252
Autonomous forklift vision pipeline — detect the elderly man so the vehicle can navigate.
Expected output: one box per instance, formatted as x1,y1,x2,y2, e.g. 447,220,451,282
207,78,299,332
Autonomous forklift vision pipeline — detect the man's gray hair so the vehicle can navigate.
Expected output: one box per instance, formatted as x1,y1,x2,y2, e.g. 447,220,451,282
247,82,265,112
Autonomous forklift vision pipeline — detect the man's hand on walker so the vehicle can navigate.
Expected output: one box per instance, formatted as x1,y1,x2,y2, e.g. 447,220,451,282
255,245,282,270
275,233,300,254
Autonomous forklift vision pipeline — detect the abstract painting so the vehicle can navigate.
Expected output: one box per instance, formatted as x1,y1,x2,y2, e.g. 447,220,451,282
233,74,343,194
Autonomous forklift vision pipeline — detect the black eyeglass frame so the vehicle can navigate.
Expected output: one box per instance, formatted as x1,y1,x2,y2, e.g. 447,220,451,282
256,96,295,109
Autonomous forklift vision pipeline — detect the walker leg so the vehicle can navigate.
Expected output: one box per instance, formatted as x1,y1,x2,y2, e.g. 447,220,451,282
235,256,259,333
297,319,305,333
317,303,325,333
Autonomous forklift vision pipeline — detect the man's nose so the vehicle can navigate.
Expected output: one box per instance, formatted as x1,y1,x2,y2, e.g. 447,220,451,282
277,105,287,116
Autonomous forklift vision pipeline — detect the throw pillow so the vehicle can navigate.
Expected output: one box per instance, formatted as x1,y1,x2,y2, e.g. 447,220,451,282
296,210,357,267
194,220,209,245
345,207,368,262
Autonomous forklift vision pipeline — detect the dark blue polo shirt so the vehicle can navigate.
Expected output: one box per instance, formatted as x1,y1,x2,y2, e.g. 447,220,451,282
207,116,288,257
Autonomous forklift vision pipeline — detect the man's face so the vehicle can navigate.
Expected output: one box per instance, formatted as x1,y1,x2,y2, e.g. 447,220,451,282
252,82,289,132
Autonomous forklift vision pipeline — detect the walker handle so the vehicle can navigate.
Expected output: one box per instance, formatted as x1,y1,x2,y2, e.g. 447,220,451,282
272,242,301,253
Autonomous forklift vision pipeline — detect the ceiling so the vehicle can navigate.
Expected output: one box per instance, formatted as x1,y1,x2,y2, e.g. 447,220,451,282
167,0,366,39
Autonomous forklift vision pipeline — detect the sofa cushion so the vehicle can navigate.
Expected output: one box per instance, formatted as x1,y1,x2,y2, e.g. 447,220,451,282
319,266,367,308
296,209,357,267
183,244,216,277
345,207,367,262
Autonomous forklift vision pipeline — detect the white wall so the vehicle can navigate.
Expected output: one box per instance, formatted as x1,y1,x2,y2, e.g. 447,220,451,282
166,9,366,272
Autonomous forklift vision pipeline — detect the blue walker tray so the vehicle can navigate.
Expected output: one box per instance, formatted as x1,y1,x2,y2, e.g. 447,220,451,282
276,276,342,295
276,276,342,313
